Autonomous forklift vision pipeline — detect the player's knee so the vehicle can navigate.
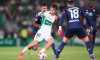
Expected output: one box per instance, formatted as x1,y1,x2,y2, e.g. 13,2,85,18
33,45,38,50
34,48,38,50
48,40,53,46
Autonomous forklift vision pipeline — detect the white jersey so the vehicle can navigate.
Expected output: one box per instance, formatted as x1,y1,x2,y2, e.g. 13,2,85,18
39,11,56,32
34,11,56,42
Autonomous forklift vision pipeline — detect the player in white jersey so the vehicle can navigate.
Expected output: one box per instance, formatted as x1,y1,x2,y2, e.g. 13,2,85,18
19,4,58,60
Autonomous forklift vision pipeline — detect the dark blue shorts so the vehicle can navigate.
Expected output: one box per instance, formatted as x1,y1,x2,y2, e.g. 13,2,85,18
64,28,88,39
33,26,39,37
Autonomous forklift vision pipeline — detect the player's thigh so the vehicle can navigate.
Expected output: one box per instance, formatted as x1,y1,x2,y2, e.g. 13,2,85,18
27,40,39,48
82,36,89,43
46,37,54,44
62,36,70,43
45,35,54,44
34,32,44,42
64,29,74,39
33,45,38,50
76,28,87,39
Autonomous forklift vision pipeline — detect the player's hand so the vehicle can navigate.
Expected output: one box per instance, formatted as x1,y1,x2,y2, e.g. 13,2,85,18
58,29,62,35
89,26,93,32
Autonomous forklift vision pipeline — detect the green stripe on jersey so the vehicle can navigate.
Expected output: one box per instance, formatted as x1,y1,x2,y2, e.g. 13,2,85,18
39,14,45,30
44,19,53,26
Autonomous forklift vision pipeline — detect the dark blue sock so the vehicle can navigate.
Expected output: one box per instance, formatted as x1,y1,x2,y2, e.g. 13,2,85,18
32,47,34,50
52,43,57,55
56,42,66,58
85,41,94,59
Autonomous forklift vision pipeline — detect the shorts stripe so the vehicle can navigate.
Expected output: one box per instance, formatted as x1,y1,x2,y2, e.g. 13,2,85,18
64,36,73,39
80,35,88,39
88,35,96,37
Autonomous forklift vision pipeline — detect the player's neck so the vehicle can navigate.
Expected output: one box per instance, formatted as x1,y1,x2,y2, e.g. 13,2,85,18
88,6,94,10
68,5,74,7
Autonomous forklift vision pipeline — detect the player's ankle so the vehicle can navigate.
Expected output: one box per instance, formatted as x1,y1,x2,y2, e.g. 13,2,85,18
39,48,46,53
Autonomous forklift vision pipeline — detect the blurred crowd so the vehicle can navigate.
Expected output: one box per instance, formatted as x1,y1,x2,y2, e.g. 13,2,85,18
0,0,100,39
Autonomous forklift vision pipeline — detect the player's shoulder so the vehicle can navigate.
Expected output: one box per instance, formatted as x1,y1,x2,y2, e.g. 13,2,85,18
44,11,50,14
37,12,42,16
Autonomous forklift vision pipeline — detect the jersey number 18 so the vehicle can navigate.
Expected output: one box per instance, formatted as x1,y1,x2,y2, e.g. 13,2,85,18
69,9,79,19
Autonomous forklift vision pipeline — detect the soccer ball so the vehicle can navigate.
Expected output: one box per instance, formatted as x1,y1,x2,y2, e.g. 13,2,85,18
38,53,47,60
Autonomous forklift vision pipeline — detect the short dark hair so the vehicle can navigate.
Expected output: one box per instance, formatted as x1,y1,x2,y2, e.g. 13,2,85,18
41,2,47,6
51,3,58,10
67,0,74,4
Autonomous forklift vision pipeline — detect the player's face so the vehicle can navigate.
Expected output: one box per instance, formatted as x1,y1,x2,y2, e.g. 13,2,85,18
41,6,47,13
88,1,94,7
50,7,56,15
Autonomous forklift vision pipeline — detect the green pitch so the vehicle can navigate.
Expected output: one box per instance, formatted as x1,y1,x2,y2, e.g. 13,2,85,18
0,46,100,60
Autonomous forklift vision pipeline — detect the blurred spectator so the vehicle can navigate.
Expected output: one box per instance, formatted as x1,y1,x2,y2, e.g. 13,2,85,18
0,0,100,39
21,27,28,46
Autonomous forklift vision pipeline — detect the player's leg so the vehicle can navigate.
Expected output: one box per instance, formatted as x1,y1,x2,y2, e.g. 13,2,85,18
39,38,54,53
78,28,95,60
93,36,96,49
55,29,74,60
19,40,39,60
29,27,39,50
92,29,97,49
52,42,57,55
82,37,95,60
55,37,69,59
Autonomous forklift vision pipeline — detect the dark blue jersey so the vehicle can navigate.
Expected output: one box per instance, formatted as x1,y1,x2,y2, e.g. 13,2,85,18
33,12,42,37
60,6,91,29
35,14,42,24
85,7,100,29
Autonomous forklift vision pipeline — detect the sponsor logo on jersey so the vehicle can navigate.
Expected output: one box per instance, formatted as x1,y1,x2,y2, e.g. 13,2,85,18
69,19,79,23
88,12,93,16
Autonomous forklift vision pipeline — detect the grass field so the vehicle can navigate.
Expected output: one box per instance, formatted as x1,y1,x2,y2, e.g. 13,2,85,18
0,46,100,60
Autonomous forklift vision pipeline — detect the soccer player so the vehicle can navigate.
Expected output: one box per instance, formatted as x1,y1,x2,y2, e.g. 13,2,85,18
19,4,58,60
31,2,47,50
54,0,95,60
30,3,57,56
84,0,100,55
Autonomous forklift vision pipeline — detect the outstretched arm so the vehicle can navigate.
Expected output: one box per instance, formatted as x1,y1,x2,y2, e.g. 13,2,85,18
58,14,66,34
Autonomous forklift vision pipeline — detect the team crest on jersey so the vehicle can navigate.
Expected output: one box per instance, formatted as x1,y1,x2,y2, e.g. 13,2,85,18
88,12,93,16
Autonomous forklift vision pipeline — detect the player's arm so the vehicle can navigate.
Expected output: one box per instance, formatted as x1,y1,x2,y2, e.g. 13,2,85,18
34,15,41,28
58,10,66,34
96,10,100,17
81,9,93,32
85,15,93,32
53,16,58,25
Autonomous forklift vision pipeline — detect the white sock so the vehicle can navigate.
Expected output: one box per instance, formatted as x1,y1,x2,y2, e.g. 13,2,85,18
39,48,46,53
22,47,29,53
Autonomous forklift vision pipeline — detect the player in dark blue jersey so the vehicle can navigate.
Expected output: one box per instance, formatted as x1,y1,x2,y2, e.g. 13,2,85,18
54,0,95,60
84,0,100,57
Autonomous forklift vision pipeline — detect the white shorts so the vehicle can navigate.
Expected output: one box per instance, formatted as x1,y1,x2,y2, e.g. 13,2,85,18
34,30,53,42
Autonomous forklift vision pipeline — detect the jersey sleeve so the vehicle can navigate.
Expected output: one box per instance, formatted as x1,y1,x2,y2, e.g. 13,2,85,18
80,8,91,26
35,14,42,24
59,10,67,26
80,8,87,17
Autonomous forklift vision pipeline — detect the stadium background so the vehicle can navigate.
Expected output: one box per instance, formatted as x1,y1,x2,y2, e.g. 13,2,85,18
0,0,100,46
